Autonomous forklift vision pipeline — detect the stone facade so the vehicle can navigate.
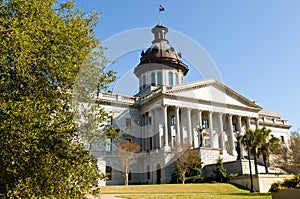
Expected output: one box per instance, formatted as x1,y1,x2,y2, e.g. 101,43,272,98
92,24,291,185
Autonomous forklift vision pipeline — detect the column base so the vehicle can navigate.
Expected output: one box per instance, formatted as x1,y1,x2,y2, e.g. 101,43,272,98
164,145,171,152
220,149,228,155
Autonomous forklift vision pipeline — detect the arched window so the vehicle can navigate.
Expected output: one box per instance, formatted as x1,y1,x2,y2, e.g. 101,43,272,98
151,72,156,86
169,71,173,86
157,71,162,85
175,73,179,85
142,75,146,89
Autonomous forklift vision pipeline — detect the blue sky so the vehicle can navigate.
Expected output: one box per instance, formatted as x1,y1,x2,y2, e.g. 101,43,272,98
71,0,300,131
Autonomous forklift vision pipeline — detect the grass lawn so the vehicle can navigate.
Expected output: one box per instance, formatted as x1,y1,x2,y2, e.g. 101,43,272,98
99,183,271,199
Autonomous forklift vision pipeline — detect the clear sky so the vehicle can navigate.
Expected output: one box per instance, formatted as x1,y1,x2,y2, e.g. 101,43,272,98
70,0,300,131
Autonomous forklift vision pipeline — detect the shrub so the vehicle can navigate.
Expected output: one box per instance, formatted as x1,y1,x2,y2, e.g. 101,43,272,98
269,174,300,192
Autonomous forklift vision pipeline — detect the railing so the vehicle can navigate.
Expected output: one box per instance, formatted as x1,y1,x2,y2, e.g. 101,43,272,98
94,92,137,105
262,117,289,125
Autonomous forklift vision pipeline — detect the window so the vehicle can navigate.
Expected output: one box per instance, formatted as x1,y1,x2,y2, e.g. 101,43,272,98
126,118,131,129
126,138,132,143
142,75,146,89
128,172,131,181
281,136,285,143
106,166,112,180
202,119,209,128
168,72,173,86
171,116,176,125
106,138,112,151
157,71,162,85
147,165,150,180
150,137,153,151
232,123,237,132
151,72,156,86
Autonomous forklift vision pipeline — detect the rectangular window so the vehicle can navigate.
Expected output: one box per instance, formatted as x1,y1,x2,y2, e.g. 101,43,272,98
281,136,285,143
126,118,131,129
169,71,173,86
202,119,209,128
147,165,150,180
126,138,132,143
232,123,237,132
150,137,153,150
157,71,162,85
171,115,176,125
106,166,112,180
128,172,131,181
151,72,156,86
142,75,146,89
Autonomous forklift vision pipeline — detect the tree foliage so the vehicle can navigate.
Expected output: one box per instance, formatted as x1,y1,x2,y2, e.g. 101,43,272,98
173,145,201,184
0,0,114,198
258,128,280,173
214,157,228,183
243,127,279,174
272,131,300,174
270,174,300,192
116,141,141,186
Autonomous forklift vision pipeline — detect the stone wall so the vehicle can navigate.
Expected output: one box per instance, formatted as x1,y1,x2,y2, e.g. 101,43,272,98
230,174,293,193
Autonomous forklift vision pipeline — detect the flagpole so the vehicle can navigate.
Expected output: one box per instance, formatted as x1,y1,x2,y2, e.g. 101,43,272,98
158,10,161,25
158,0,160,24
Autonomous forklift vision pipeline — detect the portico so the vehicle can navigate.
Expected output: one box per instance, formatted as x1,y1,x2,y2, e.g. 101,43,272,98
140,102,260,157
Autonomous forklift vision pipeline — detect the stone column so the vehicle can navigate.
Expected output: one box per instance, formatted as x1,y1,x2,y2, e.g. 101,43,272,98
187,108,193,145
163,105,168,147
208,111,214,148
256,118,260,129
237,115,243,160
175,106,181,145
228,114,236,155
246,117,251,130
218,113,225,153
198,110,203,147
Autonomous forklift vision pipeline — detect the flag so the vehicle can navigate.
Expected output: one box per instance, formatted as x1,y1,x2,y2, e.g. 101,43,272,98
159,4,165,12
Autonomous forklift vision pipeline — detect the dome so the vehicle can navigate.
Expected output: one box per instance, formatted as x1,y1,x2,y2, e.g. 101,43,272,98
134,24,189,77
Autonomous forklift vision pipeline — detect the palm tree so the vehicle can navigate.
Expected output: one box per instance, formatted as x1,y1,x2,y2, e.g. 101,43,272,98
258,127,280,173
243,128,262,175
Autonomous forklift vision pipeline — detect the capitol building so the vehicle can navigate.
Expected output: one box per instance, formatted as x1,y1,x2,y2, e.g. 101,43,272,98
92,24,291,185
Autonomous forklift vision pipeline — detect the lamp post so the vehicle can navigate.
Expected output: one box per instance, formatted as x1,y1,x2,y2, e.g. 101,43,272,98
244,134,254,193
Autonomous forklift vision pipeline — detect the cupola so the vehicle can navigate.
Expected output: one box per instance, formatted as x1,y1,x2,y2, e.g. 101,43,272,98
134,24,189,96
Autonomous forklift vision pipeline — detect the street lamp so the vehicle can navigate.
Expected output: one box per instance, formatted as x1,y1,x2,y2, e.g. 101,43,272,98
243,134,254,193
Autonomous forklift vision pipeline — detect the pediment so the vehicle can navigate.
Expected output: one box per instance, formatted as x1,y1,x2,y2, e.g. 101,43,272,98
164,79,261,109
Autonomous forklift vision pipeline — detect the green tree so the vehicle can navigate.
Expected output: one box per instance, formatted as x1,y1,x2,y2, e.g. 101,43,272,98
272,131,300,174
214,157,228,183
243,128,261,174
174,145,201,184
0,0,114,198
116,140,141,186
186,161,203,183
258,128,280,173
244,127,280,175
